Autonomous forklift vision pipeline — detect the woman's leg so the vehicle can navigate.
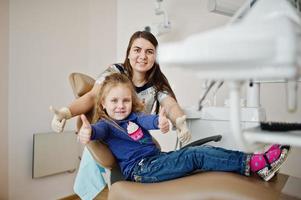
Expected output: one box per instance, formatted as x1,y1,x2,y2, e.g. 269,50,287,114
131,145,250,183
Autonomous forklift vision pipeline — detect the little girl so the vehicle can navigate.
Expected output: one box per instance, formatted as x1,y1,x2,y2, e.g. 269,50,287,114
78,73,290,183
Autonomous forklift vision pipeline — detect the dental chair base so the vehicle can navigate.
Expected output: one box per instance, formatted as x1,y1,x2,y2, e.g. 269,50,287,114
108,172,288,200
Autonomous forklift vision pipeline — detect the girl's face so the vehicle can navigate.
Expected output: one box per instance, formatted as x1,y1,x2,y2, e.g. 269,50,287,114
128,38,156,75
101,84,132,120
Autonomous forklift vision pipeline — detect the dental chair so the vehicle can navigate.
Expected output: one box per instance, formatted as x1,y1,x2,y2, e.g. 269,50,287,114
69,72,289,200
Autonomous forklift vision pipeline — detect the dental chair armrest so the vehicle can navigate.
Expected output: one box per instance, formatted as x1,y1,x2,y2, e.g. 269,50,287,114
86,140,117,169
182,135,222,148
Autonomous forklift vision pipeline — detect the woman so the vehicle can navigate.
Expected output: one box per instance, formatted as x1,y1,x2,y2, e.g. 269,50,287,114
51,30,191,144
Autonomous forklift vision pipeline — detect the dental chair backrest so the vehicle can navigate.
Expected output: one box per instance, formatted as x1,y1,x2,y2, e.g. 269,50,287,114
69,72,116,168
69,73,95,130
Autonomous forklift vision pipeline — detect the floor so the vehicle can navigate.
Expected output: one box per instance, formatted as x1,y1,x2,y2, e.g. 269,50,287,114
62,187,109,200
94,187,109,200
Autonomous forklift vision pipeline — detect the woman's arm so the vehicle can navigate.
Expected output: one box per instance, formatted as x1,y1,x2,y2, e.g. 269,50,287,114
160,96,185,125
50,64,122,132
160,96,191,144
69,64,123,116
50,83,101,132
68,83,101,116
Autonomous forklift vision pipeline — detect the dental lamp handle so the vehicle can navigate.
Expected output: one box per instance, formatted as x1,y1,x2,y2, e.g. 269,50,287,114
286,80,298,112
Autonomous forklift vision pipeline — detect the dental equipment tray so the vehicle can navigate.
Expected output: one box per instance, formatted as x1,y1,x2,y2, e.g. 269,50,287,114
260,121,301,132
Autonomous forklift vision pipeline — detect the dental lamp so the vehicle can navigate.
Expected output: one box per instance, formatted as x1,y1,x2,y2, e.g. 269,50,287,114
208,0,246,16
145,0,171,36
158,0,301,150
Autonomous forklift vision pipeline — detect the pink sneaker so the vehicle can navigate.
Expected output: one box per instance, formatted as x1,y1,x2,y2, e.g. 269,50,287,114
250,145,290,181
266,144,280,151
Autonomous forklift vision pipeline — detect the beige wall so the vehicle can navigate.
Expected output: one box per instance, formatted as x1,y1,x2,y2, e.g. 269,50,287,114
8,0,116,199
0,0,9,199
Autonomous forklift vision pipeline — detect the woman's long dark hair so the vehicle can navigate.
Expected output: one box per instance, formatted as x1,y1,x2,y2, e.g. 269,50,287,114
123,31,177,101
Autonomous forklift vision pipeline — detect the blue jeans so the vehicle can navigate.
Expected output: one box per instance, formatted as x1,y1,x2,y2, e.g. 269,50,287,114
131,145,250,183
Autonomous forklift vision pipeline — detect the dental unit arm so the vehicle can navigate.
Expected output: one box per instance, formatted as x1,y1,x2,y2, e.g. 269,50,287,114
158,0,301,151
198,80,216,110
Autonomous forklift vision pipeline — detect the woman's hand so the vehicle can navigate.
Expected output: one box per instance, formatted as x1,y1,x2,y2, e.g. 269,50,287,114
158,108,170,133
49,106,72,133
176,115,192,144
78,114,92,144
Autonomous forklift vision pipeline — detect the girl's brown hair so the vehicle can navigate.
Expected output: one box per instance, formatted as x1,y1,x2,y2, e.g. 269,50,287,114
123,31,177,101
92,73,145,123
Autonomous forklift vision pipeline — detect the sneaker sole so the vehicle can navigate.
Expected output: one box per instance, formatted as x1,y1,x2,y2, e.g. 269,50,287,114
262,147,290,181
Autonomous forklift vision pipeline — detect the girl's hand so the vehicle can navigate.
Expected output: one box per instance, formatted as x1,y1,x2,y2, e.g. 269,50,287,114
158,108,170,133
78,114,92,144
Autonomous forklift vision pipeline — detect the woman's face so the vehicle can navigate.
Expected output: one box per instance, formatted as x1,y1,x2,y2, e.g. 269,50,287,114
101,84,132,120
128,38,156,75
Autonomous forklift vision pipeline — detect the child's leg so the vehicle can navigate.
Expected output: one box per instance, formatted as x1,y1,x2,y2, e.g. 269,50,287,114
131,145,250,183
250,145,290,181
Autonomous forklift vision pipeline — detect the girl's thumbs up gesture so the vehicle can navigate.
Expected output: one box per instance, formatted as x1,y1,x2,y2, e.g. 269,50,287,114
158,108,170,133
78,114,92,144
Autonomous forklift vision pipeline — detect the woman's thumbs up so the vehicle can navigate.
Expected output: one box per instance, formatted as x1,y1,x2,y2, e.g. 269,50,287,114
49,106,72,132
